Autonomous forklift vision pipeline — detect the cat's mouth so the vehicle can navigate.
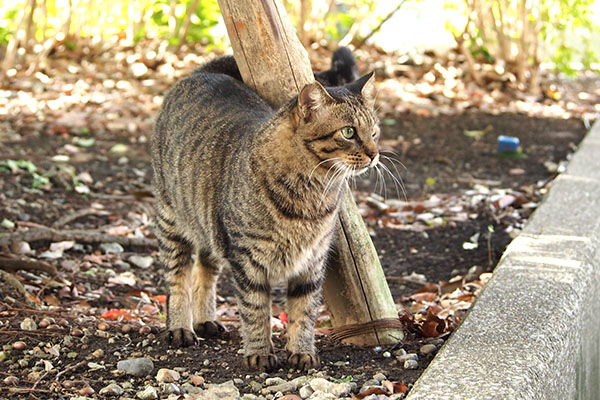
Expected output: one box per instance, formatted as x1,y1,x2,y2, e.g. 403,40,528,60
351,152,379,175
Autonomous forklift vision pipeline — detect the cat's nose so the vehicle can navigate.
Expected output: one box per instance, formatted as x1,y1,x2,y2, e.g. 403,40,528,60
366,149,378,160
366,150,379,167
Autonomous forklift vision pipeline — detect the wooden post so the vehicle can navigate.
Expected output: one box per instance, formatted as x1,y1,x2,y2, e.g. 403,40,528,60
217,0,404,345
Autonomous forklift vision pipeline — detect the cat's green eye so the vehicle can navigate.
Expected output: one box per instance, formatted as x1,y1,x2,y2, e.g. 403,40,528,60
341,126,356,139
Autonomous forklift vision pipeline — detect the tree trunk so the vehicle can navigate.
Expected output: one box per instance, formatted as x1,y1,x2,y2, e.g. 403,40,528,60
217,0,403,346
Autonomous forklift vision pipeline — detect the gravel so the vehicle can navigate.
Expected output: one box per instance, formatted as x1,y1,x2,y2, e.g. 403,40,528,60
117,357,155,377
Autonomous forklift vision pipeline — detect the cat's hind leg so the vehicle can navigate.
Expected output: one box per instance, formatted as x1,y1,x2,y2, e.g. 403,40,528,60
155,205,196,347
191,250,226,338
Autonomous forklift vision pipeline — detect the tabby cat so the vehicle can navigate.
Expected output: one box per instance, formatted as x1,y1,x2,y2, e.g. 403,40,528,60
151,48,380,372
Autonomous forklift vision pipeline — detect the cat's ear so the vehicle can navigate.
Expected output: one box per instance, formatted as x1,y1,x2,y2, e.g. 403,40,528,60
347,71,376,108
298,81,334,122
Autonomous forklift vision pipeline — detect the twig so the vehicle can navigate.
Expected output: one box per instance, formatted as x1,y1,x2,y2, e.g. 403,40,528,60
0,329,65,336
55,360,86,381
53,208,111,228
0,226,157,249
0,254,57,275
31,360,85,391
2,304,77,318
0,269,40,308
354,0,406,48
329,318,405,341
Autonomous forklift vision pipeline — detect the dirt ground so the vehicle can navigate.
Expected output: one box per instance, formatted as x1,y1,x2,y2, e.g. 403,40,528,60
0,98,588,398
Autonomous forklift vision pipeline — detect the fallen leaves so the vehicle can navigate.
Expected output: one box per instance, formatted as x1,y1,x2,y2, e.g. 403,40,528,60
400,272,492,338
353,379,407,399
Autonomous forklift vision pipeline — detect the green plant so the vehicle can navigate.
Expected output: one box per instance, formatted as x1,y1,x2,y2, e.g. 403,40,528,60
445,0,599,91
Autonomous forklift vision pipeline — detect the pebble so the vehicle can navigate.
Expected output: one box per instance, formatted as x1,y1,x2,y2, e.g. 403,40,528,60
249,380,262,392
201,380,240,400
393,348,407,357
397,353,418,362
373,373,387,382
299,385,314,399
100,242,124,254
129,255,154,269
190,375,205,386
13,341,26,350
79,386,95,395
0,351,8,361
11,241,32,255
266,381,297,393
242,394,259,400
181,382,202,394
419,344,438,355
156,368,180,383
92,349,104,358
117,357,155,377
160,383,180,395
404,359,419,369
265,377,286,386
3,375,18,385
308,391,336,399
332,382,353,397
309,378,333,393
292,376,309,387
99,383,124,396
137,385,159,400
382,351,392,358
20,318,37,331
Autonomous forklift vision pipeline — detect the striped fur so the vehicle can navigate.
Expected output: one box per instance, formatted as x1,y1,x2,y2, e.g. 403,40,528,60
151,51,379,372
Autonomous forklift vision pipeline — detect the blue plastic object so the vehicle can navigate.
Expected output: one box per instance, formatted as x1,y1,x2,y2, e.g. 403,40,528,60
497,135,520,153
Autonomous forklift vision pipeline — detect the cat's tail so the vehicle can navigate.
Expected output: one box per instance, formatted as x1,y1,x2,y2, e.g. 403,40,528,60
315,47,360,87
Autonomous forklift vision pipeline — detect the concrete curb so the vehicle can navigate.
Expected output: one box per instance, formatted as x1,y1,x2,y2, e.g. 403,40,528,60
406,121,600,400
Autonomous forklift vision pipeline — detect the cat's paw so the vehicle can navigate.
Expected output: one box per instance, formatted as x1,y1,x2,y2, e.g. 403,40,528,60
243,354,278,372
166,328,198,347
287,353,320,371
193,321,227,338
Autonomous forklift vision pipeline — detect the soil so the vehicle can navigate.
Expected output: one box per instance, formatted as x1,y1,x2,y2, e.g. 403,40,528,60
0,105,589,398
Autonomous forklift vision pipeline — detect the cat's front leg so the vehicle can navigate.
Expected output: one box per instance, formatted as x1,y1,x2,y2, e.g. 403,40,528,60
231,260,276,371
285,261,324,371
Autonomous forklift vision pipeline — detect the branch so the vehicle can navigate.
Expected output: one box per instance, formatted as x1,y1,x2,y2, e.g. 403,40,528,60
355,0,407,48
177,0,201,44
0,227,157,249
452,11,483,86
0,253,57,275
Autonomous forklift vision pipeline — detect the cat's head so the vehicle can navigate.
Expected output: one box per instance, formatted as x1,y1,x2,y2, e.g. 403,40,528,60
294,72,380,178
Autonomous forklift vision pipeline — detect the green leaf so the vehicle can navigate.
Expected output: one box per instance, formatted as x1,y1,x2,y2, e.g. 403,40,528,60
1,218,15,229
73,137,96,148
425,177,435,186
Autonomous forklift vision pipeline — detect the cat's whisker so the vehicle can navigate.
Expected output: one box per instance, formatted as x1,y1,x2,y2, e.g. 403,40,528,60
324,160,344,182
319,163,347,206
381,155,407,198
380,152,408,172
308,157,341,183
373,166,384,197
379,161,407,201
381,155,405,185
374,164,388,200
